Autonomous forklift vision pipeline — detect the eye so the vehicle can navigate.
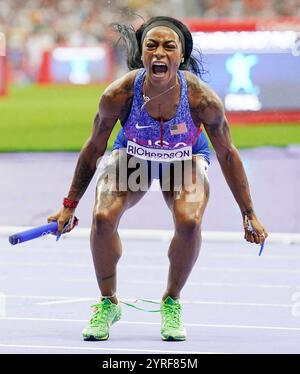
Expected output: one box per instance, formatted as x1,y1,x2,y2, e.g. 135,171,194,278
165,44,176,50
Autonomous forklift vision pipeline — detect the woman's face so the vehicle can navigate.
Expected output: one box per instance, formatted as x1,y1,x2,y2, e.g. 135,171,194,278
141,26,183,83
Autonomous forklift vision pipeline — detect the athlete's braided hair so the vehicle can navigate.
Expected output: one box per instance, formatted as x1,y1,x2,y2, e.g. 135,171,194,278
112,16,206,79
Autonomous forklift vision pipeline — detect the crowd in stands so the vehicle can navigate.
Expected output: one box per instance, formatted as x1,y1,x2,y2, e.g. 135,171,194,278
198,0,300,18
1,0,300,82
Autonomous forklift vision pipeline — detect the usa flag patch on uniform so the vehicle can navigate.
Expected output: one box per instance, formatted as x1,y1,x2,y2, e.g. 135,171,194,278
170,123,187,135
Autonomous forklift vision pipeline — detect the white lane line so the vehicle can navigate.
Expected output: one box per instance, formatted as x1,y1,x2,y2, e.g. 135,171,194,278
3,246,300,260
66,279,299,290
2,226,300,244
2,294,295,308
2,295,79,300
206,254,300,260
123,265,300,274
37,298,94,306
184,301,293,308
0,261,90,268
0,343,221,354
37,300,292,308
39,300,293,308
1,261,300,274
1,317,300,332
0,317,87,323
4,277,299,290
122,321,300,331
4,247,300,261
112,280,298,290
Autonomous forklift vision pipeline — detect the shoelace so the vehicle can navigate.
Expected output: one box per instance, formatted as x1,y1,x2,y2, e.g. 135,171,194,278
120,299,160,313
89,299,178,318
162,303,181,328
89,303,111,326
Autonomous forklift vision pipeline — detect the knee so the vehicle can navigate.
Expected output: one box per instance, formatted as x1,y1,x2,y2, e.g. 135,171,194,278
93,210,119,235
175,215,202,239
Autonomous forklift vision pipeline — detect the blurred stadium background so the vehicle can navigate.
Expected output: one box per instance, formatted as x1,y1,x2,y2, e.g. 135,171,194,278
0,0,300,151
0,0,300,233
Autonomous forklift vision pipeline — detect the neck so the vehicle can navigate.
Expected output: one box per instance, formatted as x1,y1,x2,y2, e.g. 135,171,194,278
144,75,178,94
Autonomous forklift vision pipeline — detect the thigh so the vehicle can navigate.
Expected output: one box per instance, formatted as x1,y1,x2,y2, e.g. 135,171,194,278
160,156,210,221
94,149,152,218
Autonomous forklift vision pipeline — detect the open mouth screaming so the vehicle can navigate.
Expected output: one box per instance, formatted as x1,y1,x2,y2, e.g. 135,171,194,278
152,62,168,76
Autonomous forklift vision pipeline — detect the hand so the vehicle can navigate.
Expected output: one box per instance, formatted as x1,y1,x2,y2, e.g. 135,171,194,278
243,215,268,245
47,207,78,235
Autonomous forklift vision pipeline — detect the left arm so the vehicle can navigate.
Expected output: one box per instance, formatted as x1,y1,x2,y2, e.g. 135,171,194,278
189,79,267,244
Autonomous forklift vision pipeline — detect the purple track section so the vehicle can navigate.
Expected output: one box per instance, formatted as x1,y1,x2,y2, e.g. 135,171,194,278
1,148,300,353
0,236,300,354
0,146,299,232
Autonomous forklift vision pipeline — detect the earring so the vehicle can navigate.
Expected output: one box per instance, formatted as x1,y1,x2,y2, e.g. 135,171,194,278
181,57,184,63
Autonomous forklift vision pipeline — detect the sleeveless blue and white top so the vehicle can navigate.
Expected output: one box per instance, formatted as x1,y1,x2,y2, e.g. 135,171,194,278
112,68,210,163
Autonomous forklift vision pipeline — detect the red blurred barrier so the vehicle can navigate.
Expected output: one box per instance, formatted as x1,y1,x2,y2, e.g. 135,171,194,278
0,56,8,96
185,17,300,32
227,111,300,124
38,50,51,84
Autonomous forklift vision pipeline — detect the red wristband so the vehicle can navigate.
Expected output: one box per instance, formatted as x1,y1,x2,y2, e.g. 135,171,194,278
63,197,79,209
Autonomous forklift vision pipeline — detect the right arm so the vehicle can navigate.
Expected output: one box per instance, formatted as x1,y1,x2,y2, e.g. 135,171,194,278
48,72,135,232
67,96,119,203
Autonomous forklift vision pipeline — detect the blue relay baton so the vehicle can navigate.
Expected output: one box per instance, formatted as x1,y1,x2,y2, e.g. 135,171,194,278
259,241,265,256
8,217,79,245
8,222,58,245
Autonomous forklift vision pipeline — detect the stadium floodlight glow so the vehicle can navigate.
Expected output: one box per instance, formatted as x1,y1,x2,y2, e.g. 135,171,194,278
226,52,259,95
69,71,91,84
69,59,91,84
0,32,5,56
225,94,262,111
53,47,106,61
46,45,113,84
193,31,298,52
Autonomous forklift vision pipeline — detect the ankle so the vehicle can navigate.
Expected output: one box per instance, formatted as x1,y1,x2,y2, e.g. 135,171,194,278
101,294,118,304
162,293,180,301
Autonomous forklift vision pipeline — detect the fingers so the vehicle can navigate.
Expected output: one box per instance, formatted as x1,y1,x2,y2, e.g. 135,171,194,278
47,215,58,223
60,216,79,234
48,214,66,233
243,215,268,246
244,229,267,244
255,227,268,244
244,230,252,242
47,210,78,235
57,219,66,233
47,215,60,236
61,218,74,234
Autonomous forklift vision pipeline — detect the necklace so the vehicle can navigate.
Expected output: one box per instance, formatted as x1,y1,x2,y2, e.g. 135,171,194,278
141,81,178,110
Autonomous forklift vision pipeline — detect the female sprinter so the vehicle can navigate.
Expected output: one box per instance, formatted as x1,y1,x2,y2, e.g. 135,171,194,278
48,16,268,342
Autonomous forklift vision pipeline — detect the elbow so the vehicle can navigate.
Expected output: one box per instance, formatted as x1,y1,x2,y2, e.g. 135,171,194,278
84,137,107,160
216,145,237,164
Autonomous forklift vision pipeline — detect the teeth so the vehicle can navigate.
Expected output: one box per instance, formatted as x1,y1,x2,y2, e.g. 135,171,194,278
153,62,166,66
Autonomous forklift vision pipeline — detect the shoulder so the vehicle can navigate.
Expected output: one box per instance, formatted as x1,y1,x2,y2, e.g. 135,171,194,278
99,70,139,116
183,71,224,125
